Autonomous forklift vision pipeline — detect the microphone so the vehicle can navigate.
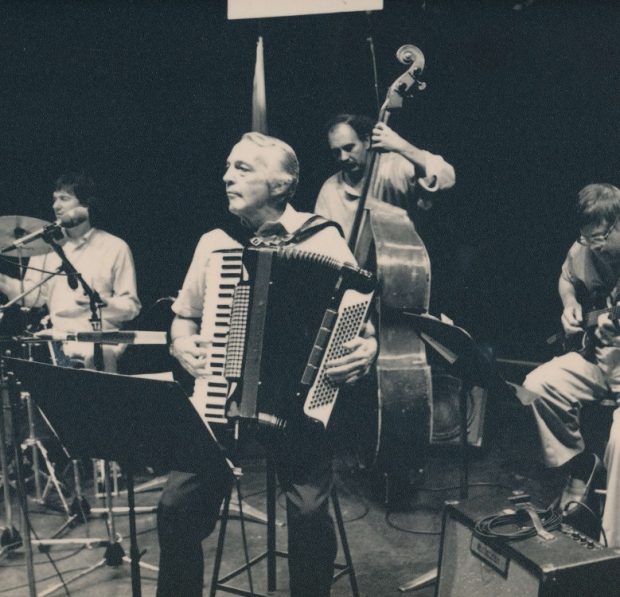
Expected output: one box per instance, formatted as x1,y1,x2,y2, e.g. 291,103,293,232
0,206,89,254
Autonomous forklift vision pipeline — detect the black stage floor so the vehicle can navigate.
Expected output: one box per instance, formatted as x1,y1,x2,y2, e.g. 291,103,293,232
0,396,598,596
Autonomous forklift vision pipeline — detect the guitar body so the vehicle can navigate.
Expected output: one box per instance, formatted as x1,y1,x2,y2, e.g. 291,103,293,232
549,281,610,358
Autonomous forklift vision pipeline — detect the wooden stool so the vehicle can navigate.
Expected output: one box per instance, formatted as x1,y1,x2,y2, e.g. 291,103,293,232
209,459,360,597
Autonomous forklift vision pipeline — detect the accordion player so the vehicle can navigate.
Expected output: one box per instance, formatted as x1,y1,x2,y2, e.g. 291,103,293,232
190,245,376,438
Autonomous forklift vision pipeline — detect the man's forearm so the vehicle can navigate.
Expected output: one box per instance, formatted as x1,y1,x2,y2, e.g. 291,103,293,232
394,139,429,173
397,143,455,191
558,275,579,308
170,315,200,342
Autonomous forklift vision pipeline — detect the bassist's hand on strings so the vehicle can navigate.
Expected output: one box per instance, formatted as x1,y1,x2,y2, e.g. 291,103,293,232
324,321,378,385
169,335,210,377
561,303,583,336
371,122,407,154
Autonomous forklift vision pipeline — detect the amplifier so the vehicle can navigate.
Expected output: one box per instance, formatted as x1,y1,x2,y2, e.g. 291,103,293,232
436,493,620,597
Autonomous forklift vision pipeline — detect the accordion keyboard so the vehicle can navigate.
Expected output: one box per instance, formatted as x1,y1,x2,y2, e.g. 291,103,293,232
190,248,243,427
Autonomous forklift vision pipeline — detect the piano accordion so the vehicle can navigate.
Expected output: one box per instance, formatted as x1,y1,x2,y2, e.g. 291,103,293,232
190,246,376,435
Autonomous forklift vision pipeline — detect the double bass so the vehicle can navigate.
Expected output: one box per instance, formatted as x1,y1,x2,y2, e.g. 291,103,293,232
350,46,433,486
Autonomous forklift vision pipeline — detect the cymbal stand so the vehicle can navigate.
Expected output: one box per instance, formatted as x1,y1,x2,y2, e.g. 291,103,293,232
22,389,70,509
1,268,83,544
2,243,40,547
0,359,21,558
25,395,93,538
18,335,85,529
5,370,36,596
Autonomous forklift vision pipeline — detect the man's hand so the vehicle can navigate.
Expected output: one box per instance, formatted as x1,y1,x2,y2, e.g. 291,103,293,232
595,312,620,346
324,321,378,385
561,303,583,335
371,122,407,153
170,335,210,378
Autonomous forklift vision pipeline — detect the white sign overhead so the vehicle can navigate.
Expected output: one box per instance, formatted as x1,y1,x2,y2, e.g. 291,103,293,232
228,0,383,20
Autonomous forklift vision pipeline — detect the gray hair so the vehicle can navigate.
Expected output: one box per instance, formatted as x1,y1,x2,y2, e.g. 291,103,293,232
240,132,299,203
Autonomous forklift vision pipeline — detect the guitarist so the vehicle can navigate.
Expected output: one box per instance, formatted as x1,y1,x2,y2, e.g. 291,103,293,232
523,183,620,548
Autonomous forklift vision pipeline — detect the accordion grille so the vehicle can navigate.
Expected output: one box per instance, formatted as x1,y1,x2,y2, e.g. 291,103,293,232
224,285,250,379
303,288,373,427
306,302,368,409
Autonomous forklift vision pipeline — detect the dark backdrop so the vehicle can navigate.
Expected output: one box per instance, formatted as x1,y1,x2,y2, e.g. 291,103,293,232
1,0,618,360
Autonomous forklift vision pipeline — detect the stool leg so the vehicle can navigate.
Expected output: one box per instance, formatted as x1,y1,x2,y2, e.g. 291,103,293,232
332,488,360,597
235,479,256,595
209,487,233,597
267,458,277,592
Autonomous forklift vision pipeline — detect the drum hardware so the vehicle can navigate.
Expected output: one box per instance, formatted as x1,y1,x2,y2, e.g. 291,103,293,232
1,352,77,543
21,389,72,510
6,338,93,533
0,359,21,559
0,261,82,535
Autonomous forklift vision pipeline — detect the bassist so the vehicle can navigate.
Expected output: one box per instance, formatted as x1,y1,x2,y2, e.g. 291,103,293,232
314,113,455,243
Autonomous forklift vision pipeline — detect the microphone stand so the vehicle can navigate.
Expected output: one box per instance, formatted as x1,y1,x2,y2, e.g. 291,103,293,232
43,233,106,371
365,11,381,114
38,234,150,592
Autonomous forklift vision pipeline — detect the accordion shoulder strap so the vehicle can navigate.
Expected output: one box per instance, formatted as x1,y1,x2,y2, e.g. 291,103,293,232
287,215,344,245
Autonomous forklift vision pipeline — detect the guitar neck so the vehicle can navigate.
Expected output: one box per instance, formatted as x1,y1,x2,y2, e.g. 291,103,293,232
584,304,620,328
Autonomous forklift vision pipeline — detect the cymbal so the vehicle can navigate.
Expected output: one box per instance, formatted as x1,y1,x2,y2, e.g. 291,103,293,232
0,215,54,257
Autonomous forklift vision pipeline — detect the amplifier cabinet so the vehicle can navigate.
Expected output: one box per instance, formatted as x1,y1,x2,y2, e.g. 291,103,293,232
436,494,620,597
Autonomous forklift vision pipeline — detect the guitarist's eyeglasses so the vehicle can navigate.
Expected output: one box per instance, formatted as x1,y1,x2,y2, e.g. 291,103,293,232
578,216,619,247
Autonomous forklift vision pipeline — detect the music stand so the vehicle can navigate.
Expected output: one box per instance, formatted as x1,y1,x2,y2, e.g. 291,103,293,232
3,356,232,597
398,314,518,593
405,314,516,497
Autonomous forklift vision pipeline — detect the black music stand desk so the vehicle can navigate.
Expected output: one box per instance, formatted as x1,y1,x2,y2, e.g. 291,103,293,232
398,315,523,594
3,356,231,597
404,314,516,500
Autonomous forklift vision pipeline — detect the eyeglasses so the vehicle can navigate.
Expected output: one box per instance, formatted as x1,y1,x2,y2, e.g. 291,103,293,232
578,216,619,247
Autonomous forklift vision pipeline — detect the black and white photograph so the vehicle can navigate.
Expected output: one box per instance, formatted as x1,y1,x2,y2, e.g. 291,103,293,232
1,1,620,595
